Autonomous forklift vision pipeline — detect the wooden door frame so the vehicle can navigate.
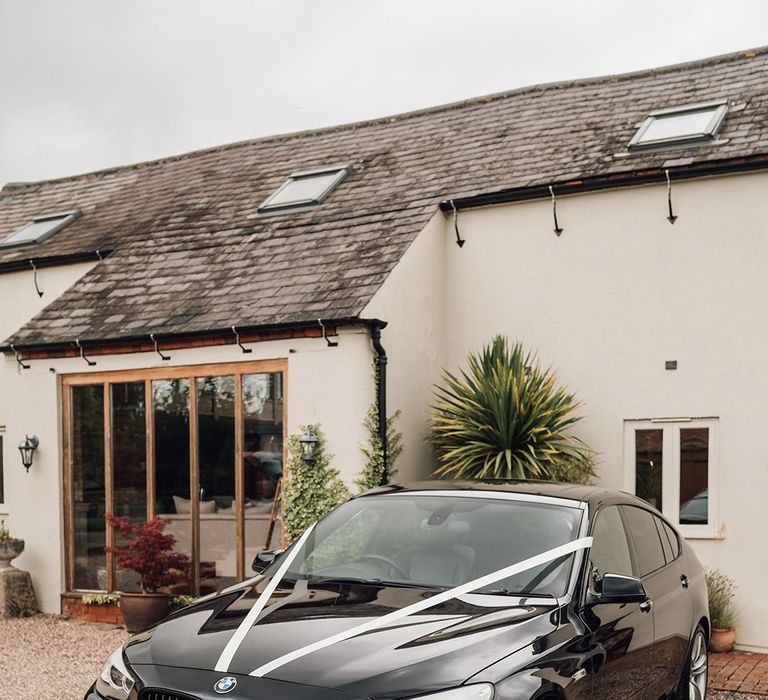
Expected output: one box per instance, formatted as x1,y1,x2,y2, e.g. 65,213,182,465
61,358,288,593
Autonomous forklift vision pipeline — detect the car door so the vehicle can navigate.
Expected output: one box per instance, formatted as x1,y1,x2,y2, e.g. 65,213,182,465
622,506,692,697
583,505,655,699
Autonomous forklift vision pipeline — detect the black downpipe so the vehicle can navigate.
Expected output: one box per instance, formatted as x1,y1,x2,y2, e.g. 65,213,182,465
368,320,389,485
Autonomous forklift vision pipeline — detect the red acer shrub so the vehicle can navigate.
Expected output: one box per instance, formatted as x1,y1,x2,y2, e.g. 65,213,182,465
105,514,189,593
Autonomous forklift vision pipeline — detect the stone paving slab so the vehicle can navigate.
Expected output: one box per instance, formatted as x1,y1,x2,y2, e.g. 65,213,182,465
711,651,768,696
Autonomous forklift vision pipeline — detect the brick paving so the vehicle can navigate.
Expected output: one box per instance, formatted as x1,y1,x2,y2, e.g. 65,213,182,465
711,651,768,696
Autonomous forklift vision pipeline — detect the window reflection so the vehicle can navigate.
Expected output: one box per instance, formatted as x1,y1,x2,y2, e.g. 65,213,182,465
111,382,146,592
153,378,192,594
244,373,284,558
679,428,709,525
635,429,663,510
197,376,236,592
72,385,105,590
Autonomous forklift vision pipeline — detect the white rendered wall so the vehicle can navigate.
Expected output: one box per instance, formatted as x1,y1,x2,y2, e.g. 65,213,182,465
434,171,768,651
363,212,447,481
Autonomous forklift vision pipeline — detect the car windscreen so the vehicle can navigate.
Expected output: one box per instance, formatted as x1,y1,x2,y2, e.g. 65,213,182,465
273,493,583,597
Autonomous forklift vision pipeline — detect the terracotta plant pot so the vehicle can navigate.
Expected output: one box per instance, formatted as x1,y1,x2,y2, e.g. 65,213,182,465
0,539,24,571
710,627,737,653
119,592,169,633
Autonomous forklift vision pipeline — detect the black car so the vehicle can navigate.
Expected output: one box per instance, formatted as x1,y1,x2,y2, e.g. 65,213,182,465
87,481,709,700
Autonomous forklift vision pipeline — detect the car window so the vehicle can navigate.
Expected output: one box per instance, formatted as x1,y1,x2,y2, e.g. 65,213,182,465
654,516,674,563
660,519,681,560
622,505,667,577
588,505,633,591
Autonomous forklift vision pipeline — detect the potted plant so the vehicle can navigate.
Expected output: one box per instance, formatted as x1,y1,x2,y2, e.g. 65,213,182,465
706,569,738,652
105,515,189,632
0,520,24,571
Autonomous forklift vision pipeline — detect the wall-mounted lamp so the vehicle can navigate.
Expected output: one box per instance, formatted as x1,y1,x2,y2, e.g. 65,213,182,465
18,435,39,472
299,428,319,466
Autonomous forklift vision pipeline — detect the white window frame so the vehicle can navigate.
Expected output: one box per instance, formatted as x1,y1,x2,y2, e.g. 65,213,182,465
628,99,729,151
623,417,719,539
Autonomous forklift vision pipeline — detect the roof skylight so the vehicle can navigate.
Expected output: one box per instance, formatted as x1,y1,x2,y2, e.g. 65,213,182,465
628,99,729,151
0,210,81,249
258,166,349,213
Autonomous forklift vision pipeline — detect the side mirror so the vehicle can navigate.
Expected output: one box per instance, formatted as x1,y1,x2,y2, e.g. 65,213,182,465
597,573,648,604
251,548,285,574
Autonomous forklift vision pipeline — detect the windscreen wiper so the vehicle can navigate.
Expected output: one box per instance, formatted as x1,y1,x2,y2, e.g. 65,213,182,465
473,588,555,597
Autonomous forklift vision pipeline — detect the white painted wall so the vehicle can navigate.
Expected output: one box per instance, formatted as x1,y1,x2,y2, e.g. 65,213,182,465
427,170,768,651
363,212,447,481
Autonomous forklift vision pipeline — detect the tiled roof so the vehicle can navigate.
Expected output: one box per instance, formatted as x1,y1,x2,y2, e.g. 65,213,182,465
3,47,768,347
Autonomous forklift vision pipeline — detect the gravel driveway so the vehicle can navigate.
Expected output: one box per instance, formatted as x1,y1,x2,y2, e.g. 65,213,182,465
0,615,763,700
0,615,128,700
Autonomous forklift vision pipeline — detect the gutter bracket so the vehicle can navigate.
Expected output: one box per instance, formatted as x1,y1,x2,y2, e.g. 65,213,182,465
666,169,678,224
9,343,30,370
29,260,43,297
549,186,564,236
150,332,171,361
318,319,339,348
75,339,96,367
450,200,465,247
232,326,252,354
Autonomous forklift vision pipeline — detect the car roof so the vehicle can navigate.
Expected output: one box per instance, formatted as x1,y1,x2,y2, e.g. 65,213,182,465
360,479,652,511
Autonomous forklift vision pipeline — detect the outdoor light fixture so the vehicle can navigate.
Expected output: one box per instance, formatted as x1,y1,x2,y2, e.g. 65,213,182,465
18,435,39,472
299,428,319,465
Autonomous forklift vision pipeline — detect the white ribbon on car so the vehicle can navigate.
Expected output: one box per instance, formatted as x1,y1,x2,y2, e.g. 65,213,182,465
246,535,593,677
214,523,317,672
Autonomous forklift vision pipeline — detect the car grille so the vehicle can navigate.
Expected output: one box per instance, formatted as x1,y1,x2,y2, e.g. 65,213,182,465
140,690,201,700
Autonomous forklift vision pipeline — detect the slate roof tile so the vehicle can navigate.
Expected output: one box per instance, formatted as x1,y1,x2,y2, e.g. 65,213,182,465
2,47,768,347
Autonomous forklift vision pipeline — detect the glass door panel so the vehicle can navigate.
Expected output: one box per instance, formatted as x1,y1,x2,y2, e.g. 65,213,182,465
153,378,192,594
111,382,147,591
243,373,284,560
71,385,105,590
635,429,663,510
196,376,236,591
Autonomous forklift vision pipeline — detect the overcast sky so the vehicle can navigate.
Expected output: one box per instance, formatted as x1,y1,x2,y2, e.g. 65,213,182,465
1,0,766,185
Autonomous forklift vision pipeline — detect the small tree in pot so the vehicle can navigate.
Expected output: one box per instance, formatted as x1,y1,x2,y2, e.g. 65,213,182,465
0,520,24,571
105,515,189,632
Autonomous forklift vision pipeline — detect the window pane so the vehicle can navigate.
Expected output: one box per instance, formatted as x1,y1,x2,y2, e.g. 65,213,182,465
197,376,236,592
662,520,681,559
267,172,341,207
635,429,663,510
640,110,716,143
153,378,192,594
3,216,67,245
679,428,709,525
72,385,105,590
243,373,284,562
654,516,673,563
589,506,633,589
622,506,666,577
111,382,147,592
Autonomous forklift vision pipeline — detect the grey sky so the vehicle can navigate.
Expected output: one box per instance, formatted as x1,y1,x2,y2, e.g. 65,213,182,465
1,0,766,185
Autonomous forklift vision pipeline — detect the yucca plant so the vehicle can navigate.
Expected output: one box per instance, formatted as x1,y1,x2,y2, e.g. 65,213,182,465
431,336,595,483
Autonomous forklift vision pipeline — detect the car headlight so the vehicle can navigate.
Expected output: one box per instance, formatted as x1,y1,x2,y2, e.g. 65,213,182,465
412,684,495,700
95,646,135,700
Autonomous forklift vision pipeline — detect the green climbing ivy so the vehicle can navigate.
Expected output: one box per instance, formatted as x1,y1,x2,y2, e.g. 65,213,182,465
355,360,403,492
282,424,350,544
